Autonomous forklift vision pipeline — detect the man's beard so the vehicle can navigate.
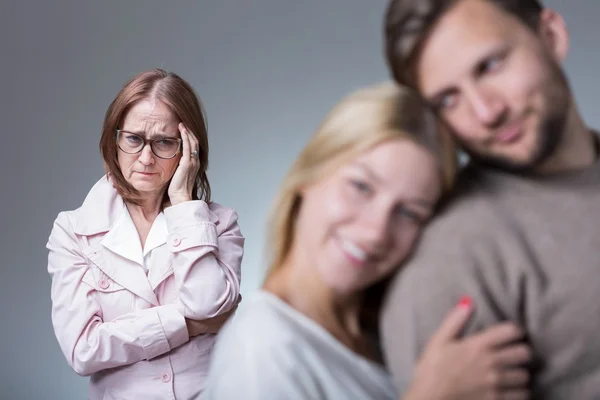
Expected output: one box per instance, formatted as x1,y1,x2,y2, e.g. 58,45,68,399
460,66,571,174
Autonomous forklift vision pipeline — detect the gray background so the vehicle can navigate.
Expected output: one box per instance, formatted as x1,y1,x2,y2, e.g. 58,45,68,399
1,1,598,399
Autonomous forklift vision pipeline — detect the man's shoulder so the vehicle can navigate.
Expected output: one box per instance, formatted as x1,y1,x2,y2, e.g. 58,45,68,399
427,165,508,240
396,164,521,282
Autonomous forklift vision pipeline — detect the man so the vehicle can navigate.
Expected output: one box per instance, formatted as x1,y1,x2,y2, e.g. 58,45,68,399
380,0,600,398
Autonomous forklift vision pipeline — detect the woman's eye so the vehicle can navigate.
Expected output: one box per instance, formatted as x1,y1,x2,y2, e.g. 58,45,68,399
351,179,372,194
126,135,142,143
396,207,423,223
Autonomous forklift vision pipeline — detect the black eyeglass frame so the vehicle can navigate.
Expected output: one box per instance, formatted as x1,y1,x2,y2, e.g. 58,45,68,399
115,128,182,159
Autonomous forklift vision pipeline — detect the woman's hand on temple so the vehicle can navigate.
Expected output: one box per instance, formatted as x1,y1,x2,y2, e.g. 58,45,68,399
404,298,531,400
168,123,201,206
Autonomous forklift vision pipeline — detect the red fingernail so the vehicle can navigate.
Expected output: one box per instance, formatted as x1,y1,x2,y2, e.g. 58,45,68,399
457,295,472,309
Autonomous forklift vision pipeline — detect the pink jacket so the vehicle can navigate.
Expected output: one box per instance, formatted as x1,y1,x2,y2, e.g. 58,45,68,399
47,176,244,399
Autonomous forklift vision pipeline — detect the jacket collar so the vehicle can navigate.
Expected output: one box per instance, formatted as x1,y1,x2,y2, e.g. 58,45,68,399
99,208,167,266
74,175,166,306
72,175,124,236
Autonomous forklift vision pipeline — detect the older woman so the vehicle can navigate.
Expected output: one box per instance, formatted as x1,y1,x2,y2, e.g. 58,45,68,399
202,83,531,400
47,69,244,399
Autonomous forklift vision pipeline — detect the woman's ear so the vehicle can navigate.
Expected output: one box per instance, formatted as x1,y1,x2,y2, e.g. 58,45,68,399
538,8,569,62
295,177,312,197
296,184,307,197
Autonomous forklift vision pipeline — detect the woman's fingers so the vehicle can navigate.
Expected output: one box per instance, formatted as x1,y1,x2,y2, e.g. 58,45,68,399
498,368,530,389
180,123,199,155
179,123,200,174
188,128,199,153
494,343,532,366
178,122,191,163
496,388,530,400
474,322,525,349
430,296,474,345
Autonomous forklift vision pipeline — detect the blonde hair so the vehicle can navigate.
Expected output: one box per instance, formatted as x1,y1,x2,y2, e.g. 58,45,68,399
266,82,456,276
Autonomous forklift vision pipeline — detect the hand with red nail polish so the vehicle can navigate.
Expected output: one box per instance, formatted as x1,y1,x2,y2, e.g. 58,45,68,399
402,296,531,400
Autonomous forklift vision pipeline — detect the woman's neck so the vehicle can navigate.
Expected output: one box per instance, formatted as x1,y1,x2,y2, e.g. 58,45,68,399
126,195,164,222
125,194,165,248
264,257,375,360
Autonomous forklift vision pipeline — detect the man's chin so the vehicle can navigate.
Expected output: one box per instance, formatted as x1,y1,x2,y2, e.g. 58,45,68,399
465,150,540,174
467,135,561,174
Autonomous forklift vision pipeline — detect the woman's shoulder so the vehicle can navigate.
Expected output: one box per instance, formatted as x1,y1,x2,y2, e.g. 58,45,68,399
204,291,322,399
213,290,325,363
51,176,123,236
216,291,299,348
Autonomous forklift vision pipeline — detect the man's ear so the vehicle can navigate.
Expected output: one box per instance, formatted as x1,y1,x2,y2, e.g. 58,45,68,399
538,8,569,62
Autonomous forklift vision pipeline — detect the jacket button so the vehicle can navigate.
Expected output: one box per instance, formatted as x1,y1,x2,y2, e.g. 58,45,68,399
99,280,109,289
171,237,181,247
161,372,171,383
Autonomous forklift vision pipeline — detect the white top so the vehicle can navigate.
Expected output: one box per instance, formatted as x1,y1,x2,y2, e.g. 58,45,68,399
203,291,397,400
110,206,168,274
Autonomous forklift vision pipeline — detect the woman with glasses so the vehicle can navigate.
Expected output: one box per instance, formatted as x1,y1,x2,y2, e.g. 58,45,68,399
47,69,244,400
202,83,531,400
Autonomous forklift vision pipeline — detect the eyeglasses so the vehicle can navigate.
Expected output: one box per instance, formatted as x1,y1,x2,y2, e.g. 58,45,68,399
115,129,182,159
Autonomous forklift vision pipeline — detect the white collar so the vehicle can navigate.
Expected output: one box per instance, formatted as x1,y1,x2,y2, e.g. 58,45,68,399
100,206,168,267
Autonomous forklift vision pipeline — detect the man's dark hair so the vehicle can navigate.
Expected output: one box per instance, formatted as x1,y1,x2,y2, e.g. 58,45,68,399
384,0,544,88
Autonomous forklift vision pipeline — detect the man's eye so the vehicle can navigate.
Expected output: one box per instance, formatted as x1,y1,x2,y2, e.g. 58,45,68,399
480,55,504,74
436,93,457,111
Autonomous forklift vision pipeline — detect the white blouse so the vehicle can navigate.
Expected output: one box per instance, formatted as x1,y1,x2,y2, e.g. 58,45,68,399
203,291,397,400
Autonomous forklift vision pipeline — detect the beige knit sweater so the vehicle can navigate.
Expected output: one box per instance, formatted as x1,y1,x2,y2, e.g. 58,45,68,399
381,159,600,399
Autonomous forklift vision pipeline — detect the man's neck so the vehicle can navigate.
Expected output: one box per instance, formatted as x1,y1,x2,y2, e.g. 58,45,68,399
536,108,595,175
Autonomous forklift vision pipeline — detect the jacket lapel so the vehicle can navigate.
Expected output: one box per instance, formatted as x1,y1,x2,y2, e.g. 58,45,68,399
147,250,174,291
101,208,144,266
143,213,174,291
85,248,159,306
73,175,159,306
99,206,159,306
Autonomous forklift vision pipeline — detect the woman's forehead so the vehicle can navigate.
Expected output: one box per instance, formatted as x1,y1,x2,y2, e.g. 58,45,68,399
123,100,178,130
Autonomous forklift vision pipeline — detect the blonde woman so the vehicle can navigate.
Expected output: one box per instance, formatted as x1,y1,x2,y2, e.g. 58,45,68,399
202,83,531,400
